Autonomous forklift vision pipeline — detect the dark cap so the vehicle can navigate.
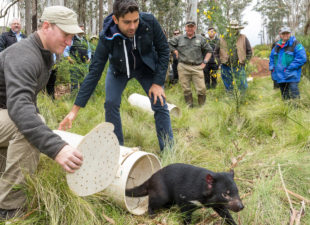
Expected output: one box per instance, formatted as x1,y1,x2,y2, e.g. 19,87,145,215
186,21,196,26
208,27,216,31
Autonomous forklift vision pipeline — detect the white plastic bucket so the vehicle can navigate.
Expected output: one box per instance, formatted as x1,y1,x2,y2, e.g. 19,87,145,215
104,146,161,215
128,93,181,117
53,123,161,215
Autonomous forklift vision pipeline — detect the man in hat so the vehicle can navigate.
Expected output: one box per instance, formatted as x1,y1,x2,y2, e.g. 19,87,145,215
215,20,252,91
269,26,307,100
0,18,27,52
204,27,220,89
59,0,173,152
0,6,83,220
64,24,92,92
169,20,212,107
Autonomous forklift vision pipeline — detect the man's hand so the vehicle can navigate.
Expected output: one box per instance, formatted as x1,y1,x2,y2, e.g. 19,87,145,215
58,105,80,130
55,145,83,173
200,63,207,69
148,84,166,106
174,50,179,59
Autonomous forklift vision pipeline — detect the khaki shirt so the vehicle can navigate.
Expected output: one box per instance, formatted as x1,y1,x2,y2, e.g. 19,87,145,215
169,34,212,65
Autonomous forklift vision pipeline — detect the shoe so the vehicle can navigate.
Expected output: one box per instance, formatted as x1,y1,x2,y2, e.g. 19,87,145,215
198,95,206,106
0,208,21,220
184,94,193,108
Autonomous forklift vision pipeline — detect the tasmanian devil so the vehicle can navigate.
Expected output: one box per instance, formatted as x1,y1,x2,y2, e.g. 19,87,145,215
125,163,244,225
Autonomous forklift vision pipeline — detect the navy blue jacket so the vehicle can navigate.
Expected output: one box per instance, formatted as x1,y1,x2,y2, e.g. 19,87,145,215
75,12,169,107
0,29,27,52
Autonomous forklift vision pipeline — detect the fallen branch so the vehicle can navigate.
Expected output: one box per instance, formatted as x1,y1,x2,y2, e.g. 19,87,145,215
278,164,306,225
282,188,310,205
295,201,305,225
102,210,115,224
234,177,254,184
230,151,247,169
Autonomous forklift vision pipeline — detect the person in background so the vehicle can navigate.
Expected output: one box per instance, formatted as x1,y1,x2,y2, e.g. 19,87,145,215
170,29,181,84
89,35,99,59
269,26,307,100
0,18,27,52
215,20,252,92
204,27,219,89
169,21,212,107
59,0,173,151
0,6,83,220
45,54,58,99
63,24,92,92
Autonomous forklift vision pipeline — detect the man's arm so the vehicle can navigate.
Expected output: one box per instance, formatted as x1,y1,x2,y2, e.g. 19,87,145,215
59,37,109,130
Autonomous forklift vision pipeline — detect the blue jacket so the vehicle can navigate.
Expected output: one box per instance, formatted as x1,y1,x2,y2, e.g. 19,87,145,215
269,36,307,83
75,12,169,107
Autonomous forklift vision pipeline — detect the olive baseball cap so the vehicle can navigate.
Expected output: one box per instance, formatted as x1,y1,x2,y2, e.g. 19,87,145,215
40,6,83,34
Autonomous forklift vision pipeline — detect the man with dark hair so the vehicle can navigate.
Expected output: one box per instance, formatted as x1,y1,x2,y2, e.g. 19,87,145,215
204,27,219,89
0,6,83,220
0,18,27,52
60,0,173,151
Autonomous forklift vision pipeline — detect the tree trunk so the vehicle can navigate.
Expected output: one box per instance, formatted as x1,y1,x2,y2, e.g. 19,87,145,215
108,0,113,14
32,0,37,32
78,0,86,26
187,0,197,24
98,0,103,33
25,0,32,35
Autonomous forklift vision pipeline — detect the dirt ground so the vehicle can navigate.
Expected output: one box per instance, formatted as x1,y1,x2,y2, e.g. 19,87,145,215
250,56,270,77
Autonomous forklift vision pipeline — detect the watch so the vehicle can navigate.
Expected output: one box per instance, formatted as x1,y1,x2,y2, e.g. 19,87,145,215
203,59,208,64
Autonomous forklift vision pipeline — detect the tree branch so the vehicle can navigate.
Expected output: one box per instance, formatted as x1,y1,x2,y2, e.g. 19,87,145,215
0,0,21,19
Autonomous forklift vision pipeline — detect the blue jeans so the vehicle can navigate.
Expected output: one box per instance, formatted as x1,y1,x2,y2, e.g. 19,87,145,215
105,68,174,151
221,64,248,91
278,82,300,100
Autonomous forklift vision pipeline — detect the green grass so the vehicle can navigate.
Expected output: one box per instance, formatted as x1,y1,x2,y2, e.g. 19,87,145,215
3,73,310,225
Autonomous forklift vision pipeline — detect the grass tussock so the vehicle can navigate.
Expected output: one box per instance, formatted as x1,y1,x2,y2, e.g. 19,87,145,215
4,74,310,225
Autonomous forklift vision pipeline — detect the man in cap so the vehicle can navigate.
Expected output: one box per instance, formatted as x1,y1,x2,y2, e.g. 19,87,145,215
0,6,83,220
204,27,220,89
59,0,173,152
0,18,27,52
169,20,212,107
269,26,307,100
215,20,252,92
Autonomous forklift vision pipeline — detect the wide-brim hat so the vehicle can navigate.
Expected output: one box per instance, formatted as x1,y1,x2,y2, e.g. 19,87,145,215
227,19,244,29
40,6,83,34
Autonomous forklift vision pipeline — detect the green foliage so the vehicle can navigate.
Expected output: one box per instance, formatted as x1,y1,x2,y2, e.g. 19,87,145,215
297,34,310,80
253,44,271,58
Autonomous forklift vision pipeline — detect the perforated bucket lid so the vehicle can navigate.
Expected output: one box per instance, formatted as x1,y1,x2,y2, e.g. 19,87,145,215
55,123,120,196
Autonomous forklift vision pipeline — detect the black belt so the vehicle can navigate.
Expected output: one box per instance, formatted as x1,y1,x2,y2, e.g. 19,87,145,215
181,62,201,66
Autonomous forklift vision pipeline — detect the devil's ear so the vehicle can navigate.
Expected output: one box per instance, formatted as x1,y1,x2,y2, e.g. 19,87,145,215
229,169,234,178
206,174,214,184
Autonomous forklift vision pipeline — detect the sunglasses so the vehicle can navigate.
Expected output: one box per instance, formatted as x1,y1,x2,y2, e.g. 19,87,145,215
174,32,180,35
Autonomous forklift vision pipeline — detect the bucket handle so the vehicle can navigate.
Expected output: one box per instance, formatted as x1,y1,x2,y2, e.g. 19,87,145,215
120,147,140,165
